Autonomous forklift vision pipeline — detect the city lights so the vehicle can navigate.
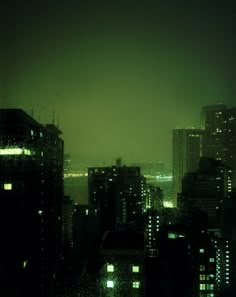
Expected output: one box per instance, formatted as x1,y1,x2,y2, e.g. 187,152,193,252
0,148,32,156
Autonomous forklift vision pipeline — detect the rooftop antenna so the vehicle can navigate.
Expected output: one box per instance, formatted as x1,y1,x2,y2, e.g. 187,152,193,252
52,110,55,125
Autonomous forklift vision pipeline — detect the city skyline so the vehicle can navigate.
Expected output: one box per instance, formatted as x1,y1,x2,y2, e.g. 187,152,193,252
1,0,235,165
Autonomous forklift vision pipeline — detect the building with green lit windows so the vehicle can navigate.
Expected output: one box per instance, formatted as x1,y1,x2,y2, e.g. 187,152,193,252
201,104,236,189
99,231,145,296
0,109,64,297
88,159,146,235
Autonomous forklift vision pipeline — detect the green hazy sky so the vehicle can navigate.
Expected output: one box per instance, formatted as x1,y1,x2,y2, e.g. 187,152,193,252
1,0,235,165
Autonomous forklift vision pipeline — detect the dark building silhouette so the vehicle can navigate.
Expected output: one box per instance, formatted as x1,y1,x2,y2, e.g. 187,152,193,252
62,195,74,248
0,109,64,297
88,159,146,235
146,224,216,297
180,157,231,231
72,205,100,270
99,231,145,297
201,104,236,189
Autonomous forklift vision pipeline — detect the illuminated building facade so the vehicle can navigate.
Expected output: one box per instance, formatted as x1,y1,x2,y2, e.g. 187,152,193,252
0,109,64,297
212,237,232,295
172,128,204,205
145,209,160,257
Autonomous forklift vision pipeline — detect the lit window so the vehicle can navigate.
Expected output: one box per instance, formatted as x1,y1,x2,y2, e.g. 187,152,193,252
107,280,114,288
209,258,215,262
200,284,206,290
200,265,205,272
132,281,140,288
23,260,28,268
4,183,12,190
200,274,205,281
107,264,114,272
200,248,204,253
132,266,139,273
207,284,214,290
168,232,177,239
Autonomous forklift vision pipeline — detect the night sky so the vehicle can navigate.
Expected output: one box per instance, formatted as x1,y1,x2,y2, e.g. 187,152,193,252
1,0,235,166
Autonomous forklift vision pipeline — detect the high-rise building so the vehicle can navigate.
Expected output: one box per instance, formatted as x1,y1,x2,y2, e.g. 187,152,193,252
181,157,231,230
88,159,146,235
62,195,74,247
0,109,64,297
172,128,204,205
147,224,216,297
201,104,236,189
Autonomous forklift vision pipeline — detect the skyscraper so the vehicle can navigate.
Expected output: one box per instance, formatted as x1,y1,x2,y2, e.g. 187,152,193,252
201,104,236,189
88,159,146,234
0,109,64,297
181,157,231,230
172,128,204,205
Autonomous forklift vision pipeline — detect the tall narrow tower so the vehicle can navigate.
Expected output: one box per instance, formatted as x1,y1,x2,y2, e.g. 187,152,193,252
201,104,236,189
172,128,204,205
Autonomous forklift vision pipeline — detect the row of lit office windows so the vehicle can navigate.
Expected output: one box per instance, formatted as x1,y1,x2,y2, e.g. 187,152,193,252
107,280,140,289
107,264,139,273
200,283,214,290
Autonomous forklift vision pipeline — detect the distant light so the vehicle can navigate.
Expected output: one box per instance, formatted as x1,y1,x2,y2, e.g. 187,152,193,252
23,260,28,269
38,210,43,216
4,183,12,190
0,148,32,156
163,201,174,208
168,232,177,239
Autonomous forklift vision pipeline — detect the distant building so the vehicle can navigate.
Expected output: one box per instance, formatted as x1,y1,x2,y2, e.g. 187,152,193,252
64,153,72,175
88,159,146,234
73,204,100,255
0,109,64,297
212,236,232,295
180,157,232,230
62,195,74,247
172,128,204,205
220,191,236,295
201,104,236,189
145,185,164,210
146,224,216,297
